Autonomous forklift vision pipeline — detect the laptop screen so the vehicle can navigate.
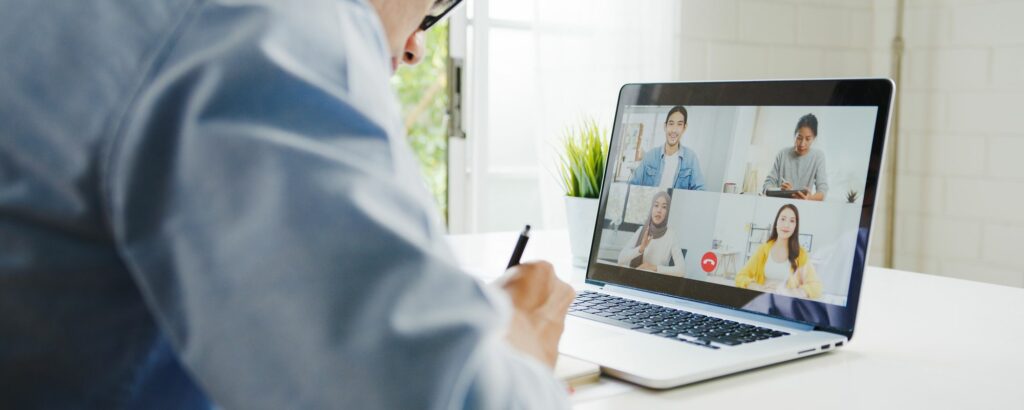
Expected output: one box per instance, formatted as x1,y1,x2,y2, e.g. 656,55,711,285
587,80,892,337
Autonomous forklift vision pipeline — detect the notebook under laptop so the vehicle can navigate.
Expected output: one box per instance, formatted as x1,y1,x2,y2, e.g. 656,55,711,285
558,79,893,388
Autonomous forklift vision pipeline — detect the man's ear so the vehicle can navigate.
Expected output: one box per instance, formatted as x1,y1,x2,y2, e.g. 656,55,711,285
402,30,426,65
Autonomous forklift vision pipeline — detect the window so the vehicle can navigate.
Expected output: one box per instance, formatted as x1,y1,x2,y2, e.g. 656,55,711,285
449,0,682,233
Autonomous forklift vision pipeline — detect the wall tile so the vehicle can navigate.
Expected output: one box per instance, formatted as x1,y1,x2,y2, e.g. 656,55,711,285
872,4,896,48
738,1,797,44
947,91,1021,135
897,91,946,132
681,0,738,41
797,5,852,47
992,47,1024,88
768,46,826,78
849,9,874,48
871,50,894,77
678,40,709,80
824,50,872,77
944,178,1024,223
904,7,953,48
903,48,990,90
706,43,772,80
898,132,986,177
897,213,982,258
937,259,1024,288
982,223,1024,273
952,1,1024,46
893,251,939,275
988,137,1024,179
895,173,944,214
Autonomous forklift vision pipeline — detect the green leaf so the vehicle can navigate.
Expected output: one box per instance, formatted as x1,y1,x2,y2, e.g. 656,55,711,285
555,116,609,198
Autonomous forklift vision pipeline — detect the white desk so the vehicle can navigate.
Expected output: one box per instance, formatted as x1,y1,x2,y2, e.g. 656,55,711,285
447,230,1024,410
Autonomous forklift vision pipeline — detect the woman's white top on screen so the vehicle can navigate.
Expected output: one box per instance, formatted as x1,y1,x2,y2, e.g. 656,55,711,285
617,227,686,276
763,256,791,288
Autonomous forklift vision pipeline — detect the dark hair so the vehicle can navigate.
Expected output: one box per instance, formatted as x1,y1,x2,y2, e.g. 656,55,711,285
665,106,688,125
768,204,801,272
794,113,818,137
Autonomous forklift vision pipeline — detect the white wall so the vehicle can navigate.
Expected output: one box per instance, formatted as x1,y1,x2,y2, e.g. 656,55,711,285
674,0,878,82
872,0,1024,287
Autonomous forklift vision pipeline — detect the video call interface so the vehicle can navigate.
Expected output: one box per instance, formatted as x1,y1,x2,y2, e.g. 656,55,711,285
595,104,878,307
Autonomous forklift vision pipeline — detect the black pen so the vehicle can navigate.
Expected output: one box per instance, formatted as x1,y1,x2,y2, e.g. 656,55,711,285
507,225,531,269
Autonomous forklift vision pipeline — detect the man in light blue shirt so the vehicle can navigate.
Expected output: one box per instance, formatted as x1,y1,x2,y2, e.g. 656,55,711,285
629,106,706,190
0,0,573,408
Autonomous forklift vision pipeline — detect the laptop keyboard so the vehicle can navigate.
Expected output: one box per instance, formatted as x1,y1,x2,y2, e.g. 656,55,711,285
569,291,789,349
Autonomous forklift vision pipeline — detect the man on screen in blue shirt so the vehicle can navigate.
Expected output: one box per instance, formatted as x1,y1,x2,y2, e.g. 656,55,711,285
0,0,574,408
630,106,706,190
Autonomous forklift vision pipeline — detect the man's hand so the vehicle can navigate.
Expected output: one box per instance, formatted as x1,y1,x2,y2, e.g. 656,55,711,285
780,181,793,191
495,261,575,368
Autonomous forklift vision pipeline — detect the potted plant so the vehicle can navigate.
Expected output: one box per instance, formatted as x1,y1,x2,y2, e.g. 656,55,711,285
556,118,609,268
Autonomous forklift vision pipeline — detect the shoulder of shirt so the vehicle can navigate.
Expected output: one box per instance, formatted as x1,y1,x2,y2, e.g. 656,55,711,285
646,146,664,159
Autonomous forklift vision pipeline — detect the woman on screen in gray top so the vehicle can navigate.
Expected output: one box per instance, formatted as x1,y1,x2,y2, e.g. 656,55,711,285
763,113,828,201
617,191,685,276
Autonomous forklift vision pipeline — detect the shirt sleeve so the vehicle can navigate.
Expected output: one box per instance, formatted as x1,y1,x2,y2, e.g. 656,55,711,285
687,152,706,191
735,245,766,289
814,152,829,195
763,150,783,192
617,227,644,266
657,245,686,275
102,1,567,408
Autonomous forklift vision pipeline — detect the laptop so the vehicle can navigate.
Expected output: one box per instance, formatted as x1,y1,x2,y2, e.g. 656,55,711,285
559,79,893,388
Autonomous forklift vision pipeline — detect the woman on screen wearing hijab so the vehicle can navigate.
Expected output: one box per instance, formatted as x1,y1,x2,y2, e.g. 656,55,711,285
617,190,686,276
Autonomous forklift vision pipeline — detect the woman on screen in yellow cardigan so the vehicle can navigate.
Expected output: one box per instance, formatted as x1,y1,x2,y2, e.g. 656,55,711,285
735,204,822,299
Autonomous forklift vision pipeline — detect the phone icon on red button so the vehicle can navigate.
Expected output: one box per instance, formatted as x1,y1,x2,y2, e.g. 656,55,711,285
700,252,718,273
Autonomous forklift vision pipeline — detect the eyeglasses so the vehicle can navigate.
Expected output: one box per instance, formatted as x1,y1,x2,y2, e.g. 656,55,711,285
419,0,463,31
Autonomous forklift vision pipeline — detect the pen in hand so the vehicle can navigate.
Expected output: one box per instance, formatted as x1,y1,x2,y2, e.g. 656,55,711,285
507,225,531,269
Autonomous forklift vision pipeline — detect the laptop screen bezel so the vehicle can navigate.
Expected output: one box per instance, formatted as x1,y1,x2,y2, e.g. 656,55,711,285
584,79,894,339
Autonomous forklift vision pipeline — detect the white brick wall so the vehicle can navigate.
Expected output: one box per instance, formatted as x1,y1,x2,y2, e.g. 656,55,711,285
887,0,1024,287
989,137,1024,178
738,1,798,45
682,0,876,81
951,1,1024,46
992,47,1024,87
676,0,1024,288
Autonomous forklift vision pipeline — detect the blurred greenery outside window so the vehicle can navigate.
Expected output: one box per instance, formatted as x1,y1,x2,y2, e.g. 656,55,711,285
391,22,449,222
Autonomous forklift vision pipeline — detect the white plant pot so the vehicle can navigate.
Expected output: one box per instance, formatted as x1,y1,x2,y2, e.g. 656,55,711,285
565,196,599,268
